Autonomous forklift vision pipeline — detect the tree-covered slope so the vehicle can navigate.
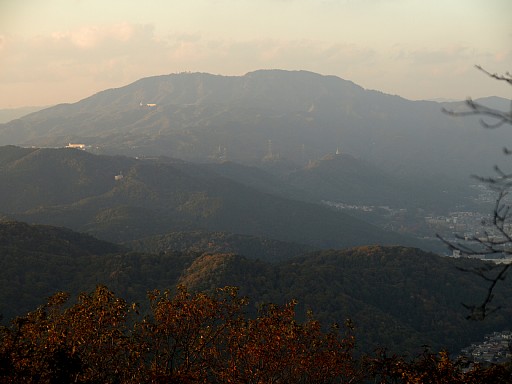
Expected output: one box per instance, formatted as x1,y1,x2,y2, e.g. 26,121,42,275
127,230,316,263
0,220,121,256
284,152,466,211
177,246,512,355
0,146,135,211
0,146,416,249
1,220,510,355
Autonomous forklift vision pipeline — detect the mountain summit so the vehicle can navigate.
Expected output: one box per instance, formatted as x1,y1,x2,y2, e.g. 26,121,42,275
1,70,509,182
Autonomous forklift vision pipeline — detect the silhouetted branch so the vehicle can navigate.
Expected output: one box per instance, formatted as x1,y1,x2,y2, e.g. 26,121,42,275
475,65,512,86
440,66,512,320
442,66,512,129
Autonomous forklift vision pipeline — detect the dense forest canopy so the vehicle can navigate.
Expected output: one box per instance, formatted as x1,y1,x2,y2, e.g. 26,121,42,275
1,285,510,383
1,220,511,356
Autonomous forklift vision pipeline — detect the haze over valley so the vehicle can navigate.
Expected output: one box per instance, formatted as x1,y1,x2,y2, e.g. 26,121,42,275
0,69,510,349
1,1,511,380
0,71,510,250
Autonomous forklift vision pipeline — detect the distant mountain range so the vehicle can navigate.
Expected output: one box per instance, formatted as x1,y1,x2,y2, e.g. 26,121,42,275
0,145,420,249
0,70,507,253
1,70,509,184
0,105,47,124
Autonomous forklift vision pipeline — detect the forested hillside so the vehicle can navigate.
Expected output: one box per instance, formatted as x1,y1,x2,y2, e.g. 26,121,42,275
4,285,510,383
127,230,316,262
1,220,511,356
0,145,420,249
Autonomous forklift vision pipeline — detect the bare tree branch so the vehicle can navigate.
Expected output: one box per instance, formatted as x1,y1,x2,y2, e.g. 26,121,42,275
442,65,512,130
475,65,512,86
440,66,512,320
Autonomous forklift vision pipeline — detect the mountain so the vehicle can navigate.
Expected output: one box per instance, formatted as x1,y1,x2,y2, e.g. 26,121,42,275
0,220,126,318
283,152,466,211
0,146,417,249
127,230,316,263
176,246,512,354
204,160,316,203
441,96,512,114
0,106,48,124
0,70,509,185
0,220,121,256
2,69,511,359
2,220,510,355
205,153,464,213
0,145,134,212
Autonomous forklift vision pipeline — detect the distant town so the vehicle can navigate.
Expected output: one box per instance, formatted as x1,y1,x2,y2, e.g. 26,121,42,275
323,183,512,263
460,330,512,366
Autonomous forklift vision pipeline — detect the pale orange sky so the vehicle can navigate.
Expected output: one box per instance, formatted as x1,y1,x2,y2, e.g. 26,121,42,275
0,0,510,108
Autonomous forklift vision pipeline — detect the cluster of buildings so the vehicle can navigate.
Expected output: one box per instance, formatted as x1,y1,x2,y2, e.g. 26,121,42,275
425,211,490,240
460,331,512,365
321,200,382,213
66,143,87,150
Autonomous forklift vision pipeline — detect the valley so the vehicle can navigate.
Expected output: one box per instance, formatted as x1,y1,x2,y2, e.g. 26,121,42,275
1,220,511,356
0,70,510,368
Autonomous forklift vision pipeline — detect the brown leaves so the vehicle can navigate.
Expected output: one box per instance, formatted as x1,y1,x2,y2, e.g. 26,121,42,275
366,348,512,384
0,285,510,383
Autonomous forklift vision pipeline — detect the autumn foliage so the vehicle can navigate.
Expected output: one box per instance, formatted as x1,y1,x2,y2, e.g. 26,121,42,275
0,286,510,383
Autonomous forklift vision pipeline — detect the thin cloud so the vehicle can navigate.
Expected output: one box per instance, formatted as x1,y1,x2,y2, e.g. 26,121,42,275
0,18,509,107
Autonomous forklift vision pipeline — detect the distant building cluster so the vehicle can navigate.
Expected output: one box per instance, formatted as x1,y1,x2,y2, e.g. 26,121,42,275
66,143,86,150
460,331,512,365
140,102,157,108
322,200,376,213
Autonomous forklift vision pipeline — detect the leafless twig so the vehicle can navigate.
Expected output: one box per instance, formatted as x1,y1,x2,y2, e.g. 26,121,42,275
442,66,512,130
441,66,512,320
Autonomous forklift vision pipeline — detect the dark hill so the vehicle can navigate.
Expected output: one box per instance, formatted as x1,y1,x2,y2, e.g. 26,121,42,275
1,220,510,356
0,220,121,256
0,221,225,324
285,152,462,210
204,160,315,202
176,245,512,354
205,154,464,215
0,146,415,249
127,230,316,262
0,146,135,211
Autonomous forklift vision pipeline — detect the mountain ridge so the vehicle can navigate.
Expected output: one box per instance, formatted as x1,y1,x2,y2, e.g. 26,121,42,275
1,69,509,184
0,145,417,249
1,219,510,355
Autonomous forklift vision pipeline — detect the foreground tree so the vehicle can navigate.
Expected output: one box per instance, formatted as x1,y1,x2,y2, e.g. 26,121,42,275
367,348,511,384
217,303,359,383
132,286,248,382
0,286,362,383
0,287,134,383
1,285,510,383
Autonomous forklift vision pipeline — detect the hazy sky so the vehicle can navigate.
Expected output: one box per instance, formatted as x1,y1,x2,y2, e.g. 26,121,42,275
1,0,510,108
